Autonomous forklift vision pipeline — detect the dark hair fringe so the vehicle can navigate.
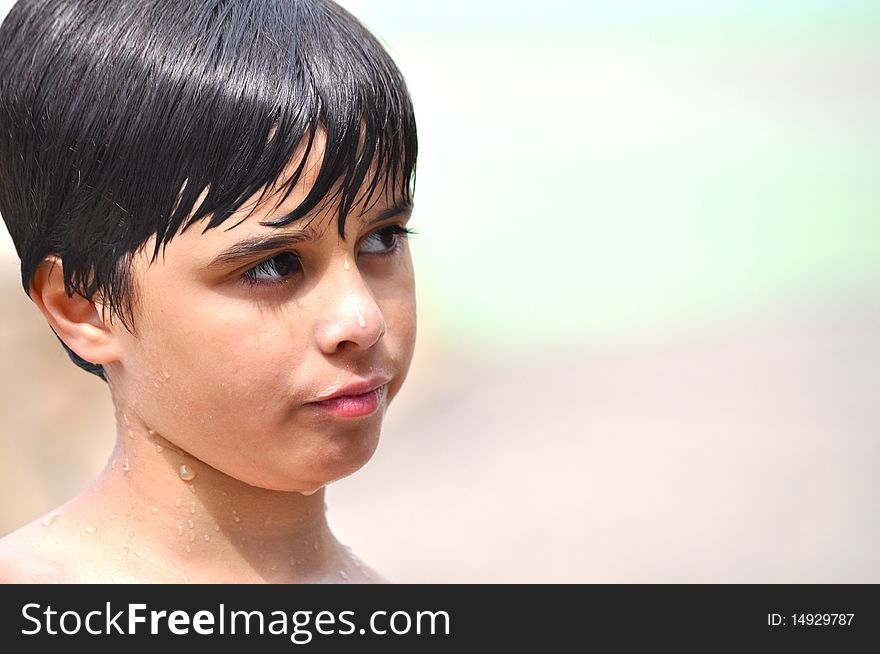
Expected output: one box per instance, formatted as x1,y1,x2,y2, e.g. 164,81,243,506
0,0,417,380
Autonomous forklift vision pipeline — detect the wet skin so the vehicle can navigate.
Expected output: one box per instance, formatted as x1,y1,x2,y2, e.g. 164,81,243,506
0,137,417,583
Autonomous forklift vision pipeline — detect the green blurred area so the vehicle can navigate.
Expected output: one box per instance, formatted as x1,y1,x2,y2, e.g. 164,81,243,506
341,0,880,348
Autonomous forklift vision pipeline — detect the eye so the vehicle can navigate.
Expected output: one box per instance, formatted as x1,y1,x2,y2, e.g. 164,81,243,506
242,251,301,287
359,225,415,257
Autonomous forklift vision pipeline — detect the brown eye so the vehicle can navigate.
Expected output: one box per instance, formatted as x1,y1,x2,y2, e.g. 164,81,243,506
243,252,301,286
359,225,412,256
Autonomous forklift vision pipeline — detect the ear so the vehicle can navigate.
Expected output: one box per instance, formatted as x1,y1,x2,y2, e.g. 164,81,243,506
29,256,121,366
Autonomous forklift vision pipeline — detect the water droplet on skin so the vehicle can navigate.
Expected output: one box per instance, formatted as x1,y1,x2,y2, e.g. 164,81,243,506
132,449,138,457
339,570,348,580
178,464,195,481
123,546,129,559
42,513,59,527
137,515,144,521
155,444,164,453
123,413,130,427
151,507,159,515
147,428,156,437
154,381,160,388
343,258,350,271
175,498,182,508
355,305,366,328
312,540,319,551
185,544,192,553
233,515,241,523
110,513,117,520
187,519,194,529
177,525,183,536
189,505,196,514
188,532,195,543
162,369,170,379
85,525,97,534
121,458,131,472
128,531,134,538
127,428,134,439
124,510,130,517
203,534,210,541
214,524,220,532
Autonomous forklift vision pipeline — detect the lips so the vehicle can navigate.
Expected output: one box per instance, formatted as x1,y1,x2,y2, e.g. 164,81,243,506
311,374,391,403
309,375,390,419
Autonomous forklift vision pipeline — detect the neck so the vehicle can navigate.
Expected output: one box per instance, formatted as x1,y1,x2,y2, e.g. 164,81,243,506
71,420,358,583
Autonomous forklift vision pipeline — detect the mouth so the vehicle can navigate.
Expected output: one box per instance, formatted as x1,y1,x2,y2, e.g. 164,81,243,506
308,384,387,419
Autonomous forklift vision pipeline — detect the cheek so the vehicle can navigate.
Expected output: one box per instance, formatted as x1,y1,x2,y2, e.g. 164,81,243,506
125,300,308,434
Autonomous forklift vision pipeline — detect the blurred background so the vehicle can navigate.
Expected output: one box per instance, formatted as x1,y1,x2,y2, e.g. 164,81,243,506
1,0,879,581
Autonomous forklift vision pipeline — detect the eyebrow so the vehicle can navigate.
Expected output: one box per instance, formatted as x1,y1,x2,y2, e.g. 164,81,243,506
206,202,413,270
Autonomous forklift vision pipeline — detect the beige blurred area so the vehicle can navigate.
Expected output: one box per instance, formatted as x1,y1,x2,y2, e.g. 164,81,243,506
2,260,879,582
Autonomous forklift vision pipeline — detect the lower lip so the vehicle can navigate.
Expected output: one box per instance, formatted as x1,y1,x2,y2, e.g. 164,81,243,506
310,386,384,418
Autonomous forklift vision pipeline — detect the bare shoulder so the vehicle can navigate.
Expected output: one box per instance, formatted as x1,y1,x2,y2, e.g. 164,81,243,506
0,516,75,583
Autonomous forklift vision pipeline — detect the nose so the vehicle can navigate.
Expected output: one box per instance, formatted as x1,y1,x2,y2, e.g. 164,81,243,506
314,265,387,355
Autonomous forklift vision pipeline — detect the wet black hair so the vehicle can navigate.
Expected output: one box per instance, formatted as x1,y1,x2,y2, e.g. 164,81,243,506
0,0,417,380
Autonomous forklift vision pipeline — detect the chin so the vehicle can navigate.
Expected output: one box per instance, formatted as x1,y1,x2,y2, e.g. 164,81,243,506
248,430,381,492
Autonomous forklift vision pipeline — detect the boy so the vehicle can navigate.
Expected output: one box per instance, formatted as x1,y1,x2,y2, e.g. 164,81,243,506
0,0,418,582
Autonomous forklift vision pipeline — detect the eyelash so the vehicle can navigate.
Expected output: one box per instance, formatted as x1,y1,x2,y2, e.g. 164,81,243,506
241,225,415,288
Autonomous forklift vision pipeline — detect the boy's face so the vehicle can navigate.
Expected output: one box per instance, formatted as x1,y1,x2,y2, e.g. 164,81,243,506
104,145,417,494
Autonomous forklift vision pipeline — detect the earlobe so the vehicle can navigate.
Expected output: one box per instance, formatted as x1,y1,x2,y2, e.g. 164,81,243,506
28,256,121,365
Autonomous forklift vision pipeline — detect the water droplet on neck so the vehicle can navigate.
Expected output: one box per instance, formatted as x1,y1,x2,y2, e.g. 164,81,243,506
178,464,195,481
150,507,159,515
162,369,170,380
42,512,59,527
339,570,348,580
185,544,192,553
121,458,131,472
110,513,118,520
343,258,350,271
126,428,134,439
312,540,319,551
203,533,210,541
187,519,194,529
176,524,183,536
355,305,366,328
188,532,195,543
175,498,182,508
155,444,164,453
85,525,97,534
